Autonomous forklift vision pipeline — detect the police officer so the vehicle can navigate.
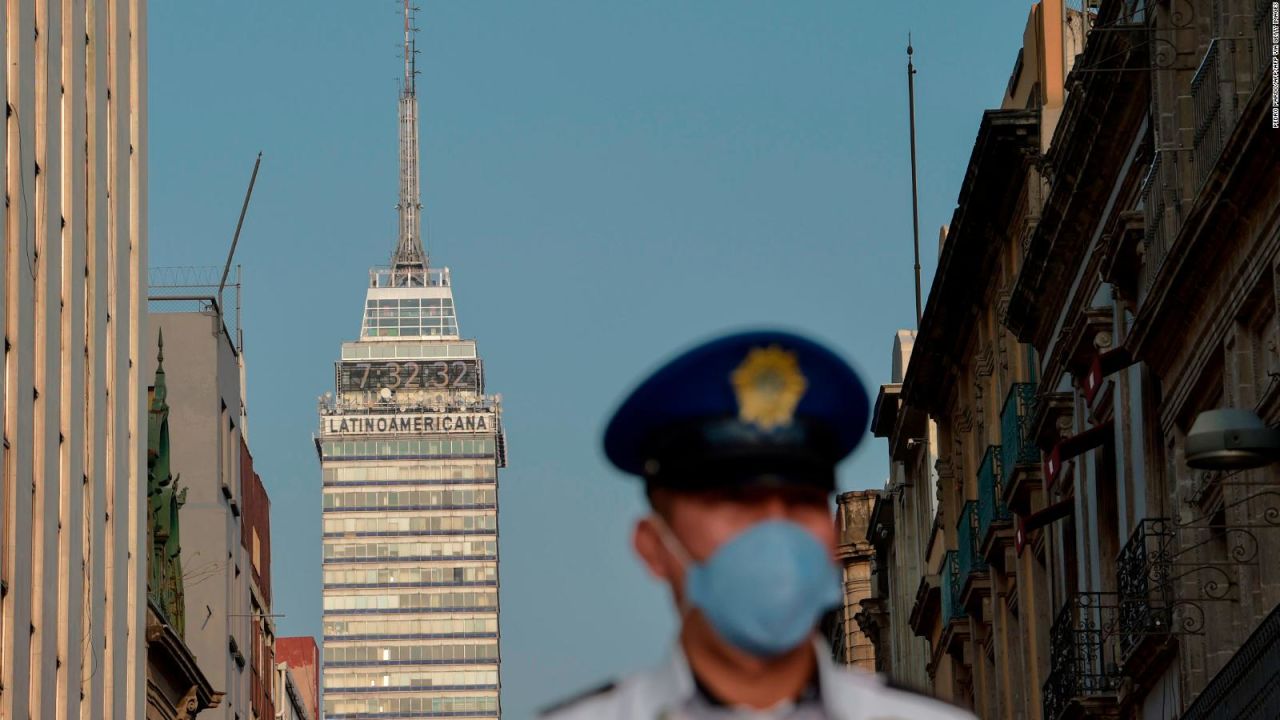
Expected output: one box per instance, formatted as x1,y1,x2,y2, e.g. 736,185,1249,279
541,331,974,720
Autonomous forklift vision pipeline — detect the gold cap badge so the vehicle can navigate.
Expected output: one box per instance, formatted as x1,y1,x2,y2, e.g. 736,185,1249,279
731,345,808,431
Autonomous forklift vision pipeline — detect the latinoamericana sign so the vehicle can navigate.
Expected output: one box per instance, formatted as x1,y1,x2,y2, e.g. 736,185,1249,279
321,412,495,436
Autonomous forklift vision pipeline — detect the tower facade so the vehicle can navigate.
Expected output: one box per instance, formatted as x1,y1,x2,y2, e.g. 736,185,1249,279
318,5,505,719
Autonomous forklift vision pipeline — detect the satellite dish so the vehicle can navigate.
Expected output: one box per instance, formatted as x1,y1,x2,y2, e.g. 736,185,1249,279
380,387,394,401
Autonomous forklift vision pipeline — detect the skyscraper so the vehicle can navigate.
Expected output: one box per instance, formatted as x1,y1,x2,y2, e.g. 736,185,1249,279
318,5,506,719
0,2,148,718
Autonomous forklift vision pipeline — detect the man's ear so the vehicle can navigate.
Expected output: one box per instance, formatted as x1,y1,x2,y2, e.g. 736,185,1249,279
633,517,677,583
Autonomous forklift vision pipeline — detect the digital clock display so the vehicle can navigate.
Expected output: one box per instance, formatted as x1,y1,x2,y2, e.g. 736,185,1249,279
336,359,482,393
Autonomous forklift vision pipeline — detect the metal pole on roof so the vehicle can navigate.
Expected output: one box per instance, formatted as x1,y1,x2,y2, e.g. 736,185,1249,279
907,36,923,328
219,152,263,304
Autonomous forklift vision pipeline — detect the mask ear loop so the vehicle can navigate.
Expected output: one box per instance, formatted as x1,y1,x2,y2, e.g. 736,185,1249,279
648,513,697,617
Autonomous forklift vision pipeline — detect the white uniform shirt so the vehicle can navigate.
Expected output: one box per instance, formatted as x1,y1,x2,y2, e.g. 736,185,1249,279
540,640,974,720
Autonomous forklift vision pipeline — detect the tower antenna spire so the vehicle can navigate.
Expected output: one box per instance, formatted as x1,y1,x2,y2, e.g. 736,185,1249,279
392,0,426,274
403,0,416,95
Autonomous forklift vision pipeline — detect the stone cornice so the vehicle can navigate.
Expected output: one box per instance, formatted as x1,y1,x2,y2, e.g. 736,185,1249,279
1006,19,1148,347
902,109,1041,414
146,601,221,717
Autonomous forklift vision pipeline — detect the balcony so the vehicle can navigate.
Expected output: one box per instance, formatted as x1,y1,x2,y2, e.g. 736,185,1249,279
1139,152,1180,296
956,501,988,606
1180,601,1280,720
1191,39,1226,190
977,445,1012,559
938,549,972,657
1042,593,1122,720
1000,383,1041,513
1187,32,1269,190
942,550,965,624
1187,31,1269,190
1116,518,1175,665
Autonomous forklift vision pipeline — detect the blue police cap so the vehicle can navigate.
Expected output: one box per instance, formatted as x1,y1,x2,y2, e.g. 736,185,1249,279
604,330,870,491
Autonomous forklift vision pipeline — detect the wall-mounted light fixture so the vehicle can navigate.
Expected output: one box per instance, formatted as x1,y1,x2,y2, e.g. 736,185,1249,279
1186,408,1280,470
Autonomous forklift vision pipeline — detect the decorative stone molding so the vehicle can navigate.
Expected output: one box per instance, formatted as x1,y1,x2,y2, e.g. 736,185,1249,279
935,456,956,482
976,344,996,378
175,688,200,720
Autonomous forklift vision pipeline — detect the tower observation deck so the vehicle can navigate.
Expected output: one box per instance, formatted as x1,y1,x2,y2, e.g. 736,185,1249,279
316,4,506,718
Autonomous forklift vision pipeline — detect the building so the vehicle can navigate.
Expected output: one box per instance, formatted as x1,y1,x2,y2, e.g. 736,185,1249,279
870,0,1280,718
145,338,221,719
241,450,276,720
826,491,878,671
146,298,261,720
1006,0,1279,716
0,1,149,718
317,4,507,719
863,330,937,694
276,637,320,720
868,0,1074,714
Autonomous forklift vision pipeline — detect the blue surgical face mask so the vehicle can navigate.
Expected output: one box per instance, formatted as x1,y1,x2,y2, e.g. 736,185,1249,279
652,517,842,658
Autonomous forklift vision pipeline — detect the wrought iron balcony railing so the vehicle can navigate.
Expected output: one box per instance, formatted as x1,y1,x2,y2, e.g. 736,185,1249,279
1116,501,1278,663
1192,36,1265,190
1042,592,1122,720
942,550,965,623
956,501,986,595
1116,518,1175,659
1139,152,1180,295
1191,38,1226,190
1000,383,1038,472
977,445,1010,546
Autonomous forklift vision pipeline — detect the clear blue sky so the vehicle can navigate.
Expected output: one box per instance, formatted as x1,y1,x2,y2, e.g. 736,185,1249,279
150,3,1032,718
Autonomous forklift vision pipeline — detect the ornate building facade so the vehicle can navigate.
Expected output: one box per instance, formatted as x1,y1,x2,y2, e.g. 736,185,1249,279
868,0,1280,718
825,491,878,670
145,337,220,720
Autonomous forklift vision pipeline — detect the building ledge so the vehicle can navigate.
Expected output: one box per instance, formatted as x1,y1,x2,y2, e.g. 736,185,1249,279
1006,7,1148,346
146,600,223,718
902,109,1041,413
909,573,941,639
871,384,903,439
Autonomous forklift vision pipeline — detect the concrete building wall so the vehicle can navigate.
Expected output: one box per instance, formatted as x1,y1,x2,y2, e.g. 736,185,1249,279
276,637,320,720
276,662,314,720
146,311,251,720
0,1,148,718
241,450,274,720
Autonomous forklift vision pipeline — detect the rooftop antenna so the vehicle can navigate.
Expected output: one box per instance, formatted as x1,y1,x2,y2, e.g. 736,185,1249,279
218,152,261,445
218,152,262,310
392,0,427,273
907,35,923,328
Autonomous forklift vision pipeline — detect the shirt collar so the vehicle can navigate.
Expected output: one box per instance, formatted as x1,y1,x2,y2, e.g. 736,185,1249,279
652,637,843,716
